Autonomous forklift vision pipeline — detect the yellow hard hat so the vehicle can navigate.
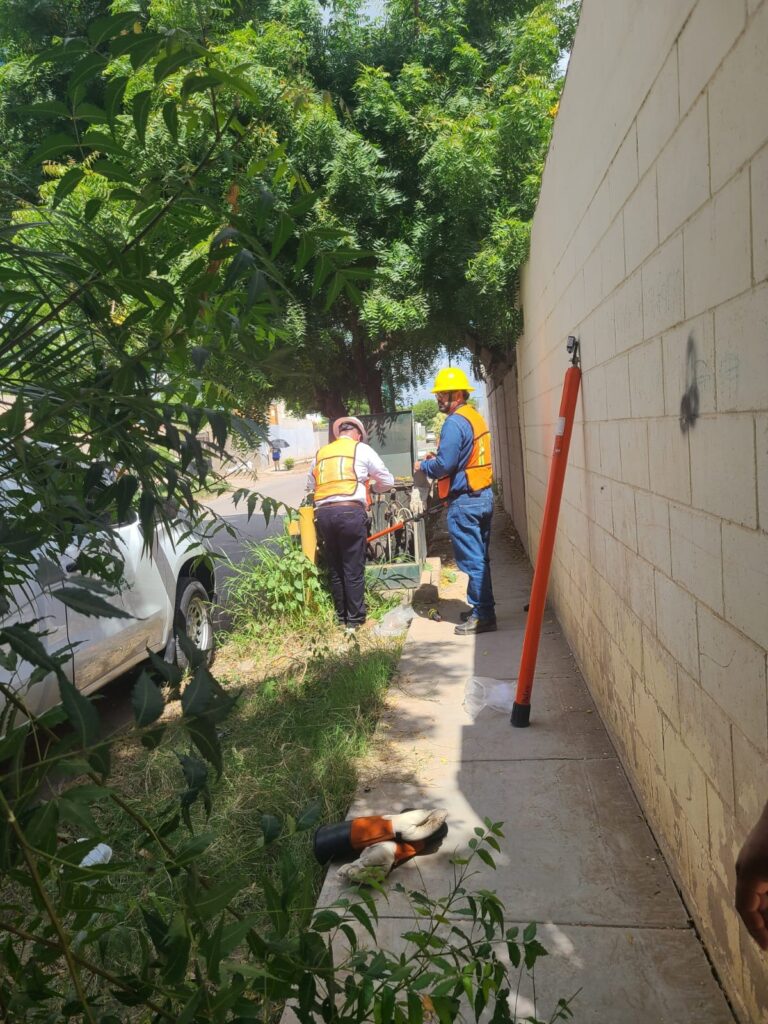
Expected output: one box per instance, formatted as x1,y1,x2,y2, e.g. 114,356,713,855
431,367,474,393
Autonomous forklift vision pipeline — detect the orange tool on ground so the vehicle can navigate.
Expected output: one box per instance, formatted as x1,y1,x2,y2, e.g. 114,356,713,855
512,337,582,728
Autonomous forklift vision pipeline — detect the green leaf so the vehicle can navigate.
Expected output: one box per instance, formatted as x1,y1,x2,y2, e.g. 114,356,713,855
524,938,548,969
348,901,377,942
58,679,100,748
69,53,107,94
91,160,134,183
178,753,207,791
104,76,128,129
132,89,152,147
141,908,167,955
260,814,281,845
147,647,183,687
16,100,72,118
475,847,495,868
28,132,77,165
406,992,424,1024
194,879,243,921
181,665,214,716
173,832,215,866
88,11,142,46
80,131,127,156
313,913,339,937
141,726,165,750
162,101,179,141
295,800,322,832
54,586,132,618
522,922,537,943
1,624,62,675
205,67,262,104
154,48,199,84
270,212,294,259
74,102,108,123
185,716,222,776
33,39,89,66
180,73,222,100
223,248,255,290
110,31,163,68
23,801,60,858
84,197,103,222
131,671,165,726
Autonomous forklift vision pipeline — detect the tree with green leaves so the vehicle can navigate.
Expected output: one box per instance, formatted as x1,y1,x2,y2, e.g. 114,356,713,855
1,0,578,417
411,397,439,432
217,0,578,415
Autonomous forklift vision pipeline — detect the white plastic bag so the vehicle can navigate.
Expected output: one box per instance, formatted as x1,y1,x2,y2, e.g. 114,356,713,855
373,604,416,636
462,676,516,719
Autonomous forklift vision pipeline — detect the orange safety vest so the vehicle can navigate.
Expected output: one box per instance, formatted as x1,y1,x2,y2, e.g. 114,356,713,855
437,405,493,500
312,436,360,502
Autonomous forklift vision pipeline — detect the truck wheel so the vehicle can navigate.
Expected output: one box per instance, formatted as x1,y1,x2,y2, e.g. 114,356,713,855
174,577,214,669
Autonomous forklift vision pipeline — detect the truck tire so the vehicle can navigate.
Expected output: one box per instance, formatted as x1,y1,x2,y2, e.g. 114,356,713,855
174,577,214,670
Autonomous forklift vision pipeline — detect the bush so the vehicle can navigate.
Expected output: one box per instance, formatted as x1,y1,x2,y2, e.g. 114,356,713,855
226,531,333,632
284,456,295,470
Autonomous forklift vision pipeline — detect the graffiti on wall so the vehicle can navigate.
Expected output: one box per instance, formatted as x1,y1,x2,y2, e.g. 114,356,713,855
679,334,700,433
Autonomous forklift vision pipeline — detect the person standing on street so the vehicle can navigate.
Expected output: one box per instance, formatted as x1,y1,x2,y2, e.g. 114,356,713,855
414,367,496,635
271,446,281,471
308,417,394,631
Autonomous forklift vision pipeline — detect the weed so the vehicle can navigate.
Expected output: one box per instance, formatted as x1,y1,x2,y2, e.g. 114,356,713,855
225,532,334,638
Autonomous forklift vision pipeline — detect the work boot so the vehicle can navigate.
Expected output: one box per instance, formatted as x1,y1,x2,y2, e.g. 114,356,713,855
454,615,497,635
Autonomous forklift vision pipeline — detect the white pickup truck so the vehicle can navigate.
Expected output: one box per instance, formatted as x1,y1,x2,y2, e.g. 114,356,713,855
1,507,216,720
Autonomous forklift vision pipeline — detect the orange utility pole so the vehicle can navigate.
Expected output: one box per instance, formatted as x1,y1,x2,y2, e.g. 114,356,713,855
511,337,581,728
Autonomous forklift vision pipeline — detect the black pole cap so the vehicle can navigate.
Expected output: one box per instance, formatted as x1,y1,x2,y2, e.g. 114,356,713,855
313,820,354,864
510,702,531,728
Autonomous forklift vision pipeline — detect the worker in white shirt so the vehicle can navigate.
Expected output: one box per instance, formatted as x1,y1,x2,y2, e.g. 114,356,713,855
307,417,394,630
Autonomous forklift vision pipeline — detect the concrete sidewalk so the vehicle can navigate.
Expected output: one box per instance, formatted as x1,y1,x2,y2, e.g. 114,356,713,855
318,508,736,1022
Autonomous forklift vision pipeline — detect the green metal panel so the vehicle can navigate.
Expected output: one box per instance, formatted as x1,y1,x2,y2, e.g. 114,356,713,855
325,411,416,480
359,412,416,480
365,562,422,590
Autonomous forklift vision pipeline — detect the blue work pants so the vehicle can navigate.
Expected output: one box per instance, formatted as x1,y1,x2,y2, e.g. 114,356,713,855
446,489,495,620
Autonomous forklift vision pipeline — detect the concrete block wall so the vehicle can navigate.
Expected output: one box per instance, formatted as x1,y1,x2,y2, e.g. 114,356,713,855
488,365,528,549
489,0,768,1018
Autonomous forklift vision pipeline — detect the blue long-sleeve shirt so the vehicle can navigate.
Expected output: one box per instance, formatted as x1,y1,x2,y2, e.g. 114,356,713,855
420,409,476,497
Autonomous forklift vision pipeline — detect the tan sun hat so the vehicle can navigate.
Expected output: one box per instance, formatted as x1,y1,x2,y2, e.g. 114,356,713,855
332,416,368,443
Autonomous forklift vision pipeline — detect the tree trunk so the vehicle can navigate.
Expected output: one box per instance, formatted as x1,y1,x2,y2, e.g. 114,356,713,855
350,317,385,414
314,388,347,421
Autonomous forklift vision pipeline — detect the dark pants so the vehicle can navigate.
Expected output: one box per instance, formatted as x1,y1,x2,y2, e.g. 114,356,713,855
315,503,368,625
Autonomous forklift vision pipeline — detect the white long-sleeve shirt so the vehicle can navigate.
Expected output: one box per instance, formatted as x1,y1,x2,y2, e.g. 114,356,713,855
307,442,394,506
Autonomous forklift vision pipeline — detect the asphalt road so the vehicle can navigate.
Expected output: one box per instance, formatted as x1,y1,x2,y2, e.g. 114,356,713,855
202,466,310,605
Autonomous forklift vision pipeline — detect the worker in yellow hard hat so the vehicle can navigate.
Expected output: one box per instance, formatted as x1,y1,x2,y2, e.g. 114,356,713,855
308,416,394,632
414,367,496,634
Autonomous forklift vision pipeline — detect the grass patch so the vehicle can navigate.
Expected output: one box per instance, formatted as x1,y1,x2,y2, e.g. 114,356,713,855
89,532,406,964
101,631,401,933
